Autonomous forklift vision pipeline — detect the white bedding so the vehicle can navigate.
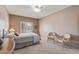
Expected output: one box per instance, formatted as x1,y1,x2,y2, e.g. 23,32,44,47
14,32,40,43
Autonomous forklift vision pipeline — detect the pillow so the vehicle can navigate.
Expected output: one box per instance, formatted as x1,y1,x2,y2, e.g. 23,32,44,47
14,32,19,36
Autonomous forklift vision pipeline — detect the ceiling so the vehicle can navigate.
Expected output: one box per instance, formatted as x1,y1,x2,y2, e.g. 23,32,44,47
6,5,71,19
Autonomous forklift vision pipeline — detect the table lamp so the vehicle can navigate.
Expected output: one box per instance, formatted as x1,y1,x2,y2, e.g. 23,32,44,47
9,28,15,35
9,28,15,32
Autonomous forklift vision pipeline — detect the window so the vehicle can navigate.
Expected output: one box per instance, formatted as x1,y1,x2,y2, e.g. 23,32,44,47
20,21,33,33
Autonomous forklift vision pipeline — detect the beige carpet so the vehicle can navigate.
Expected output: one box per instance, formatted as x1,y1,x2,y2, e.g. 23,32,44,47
14,40,79,54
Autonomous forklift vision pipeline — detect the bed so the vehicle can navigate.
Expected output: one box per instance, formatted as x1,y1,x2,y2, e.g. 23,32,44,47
14,32,40,50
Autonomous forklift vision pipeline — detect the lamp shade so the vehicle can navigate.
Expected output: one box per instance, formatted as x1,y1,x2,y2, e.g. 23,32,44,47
9,28,15,32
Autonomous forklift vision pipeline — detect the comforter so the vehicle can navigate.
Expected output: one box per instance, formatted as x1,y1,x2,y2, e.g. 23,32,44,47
14,32,40,49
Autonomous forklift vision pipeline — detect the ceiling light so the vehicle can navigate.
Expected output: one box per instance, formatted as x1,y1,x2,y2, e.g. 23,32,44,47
32,5,44,12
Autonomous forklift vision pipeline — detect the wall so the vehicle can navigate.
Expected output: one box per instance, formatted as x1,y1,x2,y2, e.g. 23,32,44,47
9,14,39,33
40,6,79,40
0,6,9,30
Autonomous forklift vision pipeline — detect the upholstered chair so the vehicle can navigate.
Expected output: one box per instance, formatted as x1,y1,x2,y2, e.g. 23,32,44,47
47,32,56,40
63,34,71,42
57,34,71,44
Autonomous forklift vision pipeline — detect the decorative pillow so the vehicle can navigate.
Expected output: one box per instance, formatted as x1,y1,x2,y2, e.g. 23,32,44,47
14,32,19,36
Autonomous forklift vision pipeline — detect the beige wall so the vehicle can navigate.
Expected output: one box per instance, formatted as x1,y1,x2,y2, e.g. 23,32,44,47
9,15,39,33
0,6,9,30
40,6,79,40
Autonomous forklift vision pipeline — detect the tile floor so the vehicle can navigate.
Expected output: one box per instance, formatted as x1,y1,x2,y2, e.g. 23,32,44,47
14,40,79,54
